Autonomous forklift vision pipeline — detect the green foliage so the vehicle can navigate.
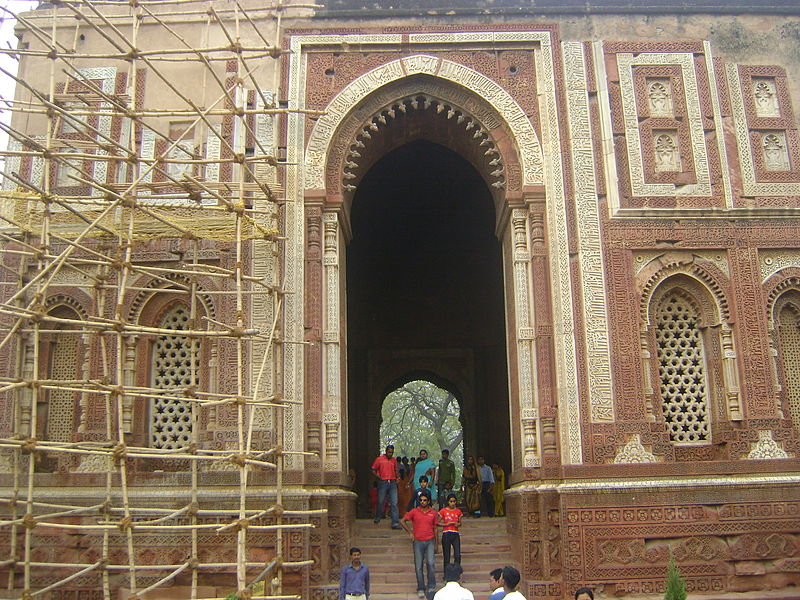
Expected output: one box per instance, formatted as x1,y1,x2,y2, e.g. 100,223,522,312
380,380,463,484
664,556,687,600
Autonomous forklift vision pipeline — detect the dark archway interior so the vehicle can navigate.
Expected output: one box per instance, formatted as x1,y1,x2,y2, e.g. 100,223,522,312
346,139,510,505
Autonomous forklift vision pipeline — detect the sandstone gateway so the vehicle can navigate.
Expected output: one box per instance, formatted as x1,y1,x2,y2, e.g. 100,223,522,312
0,0,799,598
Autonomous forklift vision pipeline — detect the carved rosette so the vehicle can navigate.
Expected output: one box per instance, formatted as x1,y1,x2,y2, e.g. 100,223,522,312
613,434,658,464
747,430,790,459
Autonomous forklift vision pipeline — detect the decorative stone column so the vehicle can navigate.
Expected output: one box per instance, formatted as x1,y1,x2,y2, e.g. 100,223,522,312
121,335,137,434
640,327,657,421
322,211,345,477
509,207,540,469
720,324,743,420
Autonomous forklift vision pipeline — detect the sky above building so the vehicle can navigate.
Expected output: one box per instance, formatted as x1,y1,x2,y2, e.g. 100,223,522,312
0,1,35,170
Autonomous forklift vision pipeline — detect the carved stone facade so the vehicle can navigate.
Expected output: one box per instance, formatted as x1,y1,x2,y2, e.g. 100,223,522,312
3,2,800,599
284,19,800,598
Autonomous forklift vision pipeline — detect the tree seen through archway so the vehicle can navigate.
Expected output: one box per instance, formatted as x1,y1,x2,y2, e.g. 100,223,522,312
380,380,463,485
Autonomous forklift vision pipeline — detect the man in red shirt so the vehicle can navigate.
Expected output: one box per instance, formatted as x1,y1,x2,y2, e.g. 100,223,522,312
371,444,400,529
401,490,438,598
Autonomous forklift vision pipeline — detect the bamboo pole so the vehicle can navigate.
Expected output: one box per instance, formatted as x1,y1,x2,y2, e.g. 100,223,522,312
23,561,314,570
29,561,103,597
0,0,313,595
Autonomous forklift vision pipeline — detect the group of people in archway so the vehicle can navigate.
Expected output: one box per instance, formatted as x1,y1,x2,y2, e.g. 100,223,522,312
369,445,509,598
371,446,506,525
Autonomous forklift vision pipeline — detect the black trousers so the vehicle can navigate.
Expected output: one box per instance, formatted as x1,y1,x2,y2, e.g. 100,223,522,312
441,531,461,574
480,482,495,517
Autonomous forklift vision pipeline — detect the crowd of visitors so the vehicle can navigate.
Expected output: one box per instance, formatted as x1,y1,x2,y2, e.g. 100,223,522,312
353,445,595,598
370,446,507,523
366,445,530,599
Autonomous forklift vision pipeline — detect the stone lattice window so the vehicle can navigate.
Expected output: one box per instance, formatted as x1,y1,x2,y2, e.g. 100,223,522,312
778,305,800,430
45,334,78,442
151,305,197,448
655,294,710,444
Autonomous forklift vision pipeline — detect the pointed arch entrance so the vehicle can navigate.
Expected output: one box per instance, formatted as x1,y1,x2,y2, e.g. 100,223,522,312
304,56,547,481
291,39,571,498
346,137,510,505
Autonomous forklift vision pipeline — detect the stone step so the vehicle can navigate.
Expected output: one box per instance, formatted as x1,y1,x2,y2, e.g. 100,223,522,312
365,576,496,600
357,538,509,548
350,517,515,600
369,562,512,583
367,554,514,569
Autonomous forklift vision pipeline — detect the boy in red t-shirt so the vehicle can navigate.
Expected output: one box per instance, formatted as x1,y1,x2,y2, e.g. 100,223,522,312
437,493,463,577
401,491,438,598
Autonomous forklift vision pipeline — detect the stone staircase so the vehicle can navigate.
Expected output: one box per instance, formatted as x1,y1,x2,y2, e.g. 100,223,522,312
352,517,515,600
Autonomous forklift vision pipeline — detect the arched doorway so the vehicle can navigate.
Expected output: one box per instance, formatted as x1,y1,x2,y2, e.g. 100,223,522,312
346,139,511,503
298,51,555,498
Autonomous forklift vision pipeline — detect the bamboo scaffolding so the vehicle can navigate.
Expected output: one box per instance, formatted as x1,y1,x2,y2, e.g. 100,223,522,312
24,561,314,570
0,0,315,598
0,497,327,518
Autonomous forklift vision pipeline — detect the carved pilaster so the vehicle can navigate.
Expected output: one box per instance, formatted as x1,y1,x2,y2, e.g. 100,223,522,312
510,208,539,468
307,418,322,461
322,211,343,472
521,408,539,468
122,335,137,433
324,413,339,466
306,207,323,418
640,327,656,421
766,328,785,419
19,333,34,437
529,211,545,248
512,209,529,260
540,416,557,457
78,333,92,435
208,342,219,427
528,202,558,466
720,325,743,421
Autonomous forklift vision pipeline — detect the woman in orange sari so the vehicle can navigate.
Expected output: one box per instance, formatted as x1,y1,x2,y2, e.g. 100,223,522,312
397,456,413,517
462,455,481,517
491,462,506,517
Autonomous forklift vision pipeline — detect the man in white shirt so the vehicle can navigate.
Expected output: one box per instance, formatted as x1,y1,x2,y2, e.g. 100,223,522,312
433,564,474,600
499,566,526,600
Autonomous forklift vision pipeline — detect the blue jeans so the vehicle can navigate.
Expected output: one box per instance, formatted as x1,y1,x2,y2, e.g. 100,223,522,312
374,480,399,526
412,538,436,593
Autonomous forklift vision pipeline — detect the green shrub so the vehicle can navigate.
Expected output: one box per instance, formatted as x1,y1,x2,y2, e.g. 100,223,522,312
664,555,687,600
